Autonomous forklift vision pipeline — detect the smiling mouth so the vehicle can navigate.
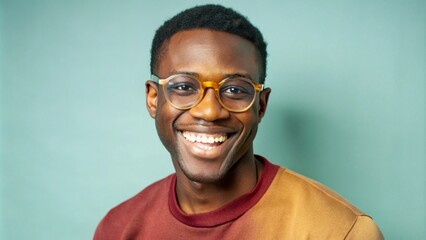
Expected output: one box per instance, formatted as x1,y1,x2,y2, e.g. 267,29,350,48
181,131,228,144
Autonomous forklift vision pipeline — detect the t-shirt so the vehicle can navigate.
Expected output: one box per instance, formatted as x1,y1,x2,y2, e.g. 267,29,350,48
94,156,383,239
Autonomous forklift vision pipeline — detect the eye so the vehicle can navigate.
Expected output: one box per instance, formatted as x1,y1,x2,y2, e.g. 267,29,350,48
174,83,195,91
221,85,251,100
220,78,255,100
167,81,198,96
223,86,247,94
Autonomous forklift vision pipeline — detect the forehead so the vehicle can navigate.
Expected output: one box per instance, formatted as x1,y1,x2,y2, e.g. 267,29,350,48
158,29,261,81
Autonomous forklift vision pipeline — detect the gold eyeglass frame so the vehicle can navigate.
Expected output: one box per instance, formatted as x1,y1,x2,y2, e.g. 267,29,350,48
151,74,264,113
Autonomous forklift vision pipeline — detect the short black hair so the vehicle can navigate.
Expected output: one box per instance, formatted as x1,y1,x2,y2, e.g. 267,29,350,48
150,4,268,83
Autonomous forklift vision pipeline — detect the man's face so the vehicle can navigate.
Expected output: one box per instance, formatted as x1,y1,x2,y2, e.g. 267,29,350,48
146,29,270,183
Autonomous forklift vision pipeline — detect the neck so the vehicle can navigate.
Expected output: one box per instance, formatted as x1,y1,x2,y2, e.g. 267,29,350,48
175,154,263,214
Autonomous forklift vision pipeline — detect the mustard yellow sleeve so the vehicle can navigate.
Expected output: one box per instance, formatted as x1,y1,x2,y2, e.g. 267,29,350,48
345,215,384,240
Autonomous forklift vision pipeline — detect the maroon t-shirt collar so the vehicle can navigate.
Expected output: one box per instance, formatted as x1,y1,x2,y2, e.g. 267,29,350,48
168,155,279,227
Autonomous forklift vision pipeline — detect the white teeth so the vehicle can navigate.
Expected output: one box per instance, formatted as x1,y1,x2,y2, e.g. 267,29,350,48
182,131,228,143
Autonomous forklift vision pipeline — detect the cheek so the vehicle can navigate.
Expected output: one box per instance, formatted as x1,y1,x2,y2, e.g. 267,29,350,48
156,112,174,135
243,108,261,137
242,106,261,126
234,110,260,142
155,103,174,141
155,113,179,158
155,102,184,145
251,100,262,122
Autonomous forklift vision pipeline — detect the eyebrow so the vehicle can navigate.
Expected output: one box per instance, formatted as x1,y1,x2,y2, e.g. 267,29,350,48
171,71,199,77
223,73,253,80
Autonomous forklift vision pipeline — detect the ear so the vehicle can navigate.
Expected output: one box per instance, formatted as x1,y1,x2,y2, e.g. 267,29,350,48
257,87,271,123
145,81,159,118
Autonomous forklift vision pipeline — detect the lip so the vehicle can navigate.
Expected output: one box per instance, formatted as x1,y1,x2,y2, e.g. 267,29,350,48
182,131,228,143
178,132,230,159
175,123,236,134
176,125,236,160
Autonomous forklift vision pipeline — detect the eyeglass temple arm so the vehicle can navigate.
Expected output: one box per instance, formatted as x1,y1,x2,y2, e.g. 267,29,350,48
255,84,264,92
151,75,160,82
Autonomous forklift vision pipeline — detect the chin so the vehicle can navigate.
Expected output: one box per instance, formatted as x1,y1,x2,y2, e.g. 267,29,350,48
187,174,222,184
178,160,228,184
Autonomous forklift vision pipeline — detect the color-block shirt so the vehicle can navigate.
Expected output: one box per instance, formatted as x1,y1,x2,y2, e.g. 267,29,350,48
94,156,383,239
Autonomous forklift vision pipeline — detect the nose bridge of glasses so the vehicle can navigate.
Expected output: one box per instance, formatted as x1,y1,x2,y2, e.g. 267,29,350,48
201,81,220,91
200,81,221,104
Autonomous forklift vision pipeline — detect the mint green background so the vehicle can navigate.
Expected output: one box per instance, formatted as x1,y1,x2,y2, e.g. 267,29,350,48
1,0,425,239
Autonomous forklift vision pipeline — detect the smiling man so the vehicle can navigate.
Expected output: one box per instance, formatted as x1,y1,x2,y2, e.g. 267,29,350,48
94,4,383,239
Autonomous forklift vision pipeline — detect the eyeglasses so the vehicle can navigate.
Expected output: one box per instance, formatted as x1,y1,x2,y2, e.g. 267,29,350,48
152,74,264,113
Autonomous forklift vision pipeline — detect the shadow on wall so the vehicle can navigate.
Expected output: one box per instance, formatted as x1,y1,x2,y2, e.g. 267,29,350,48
257,105,327,178
256,86,366,191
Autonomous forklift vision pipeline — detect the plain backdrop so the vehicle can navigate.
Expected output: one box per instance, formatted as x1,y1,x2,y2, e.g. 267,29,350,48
1,0,425,239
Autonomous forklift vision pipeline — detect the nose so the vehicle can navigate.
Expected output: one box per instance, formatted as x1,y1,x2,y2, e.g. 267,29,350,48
188,88,230,121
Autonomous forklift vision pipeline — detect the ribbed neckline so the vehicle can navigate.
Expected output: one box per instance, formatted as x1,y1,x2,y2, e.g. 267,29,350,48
168,155,279,227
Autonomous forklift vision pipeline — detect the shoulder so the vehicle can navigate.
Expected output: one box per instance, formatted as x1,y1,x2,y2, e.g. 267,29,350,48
346,215,384,240
259,167,383,238
93,175,174,240
107,174,172,216
274,168,364,216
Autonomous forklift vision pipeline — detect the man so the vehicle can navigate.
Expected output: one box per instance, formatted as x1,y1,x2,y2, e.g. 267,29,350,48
94,4,383,239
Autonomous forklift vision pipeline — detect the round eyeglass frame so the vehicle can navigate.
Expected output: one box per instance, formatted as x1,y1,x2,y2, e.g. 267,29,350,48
151,74,264,113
